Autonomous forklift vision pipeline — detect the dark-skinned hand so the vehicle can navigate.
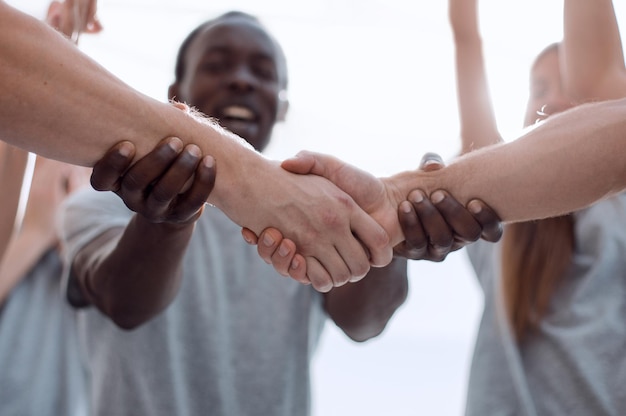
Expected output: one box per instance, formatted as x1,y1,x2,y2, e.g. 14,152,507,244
394,152,502,261
90,137,216,225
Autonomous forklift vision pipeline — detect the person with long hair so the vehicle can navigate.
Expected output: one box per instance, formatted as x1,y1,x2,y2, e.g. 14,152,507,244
445,0,626,413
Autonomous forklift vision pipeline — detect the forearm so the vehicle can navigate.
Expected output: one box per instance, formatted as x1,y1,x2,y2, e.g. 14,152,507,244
450,0,502,153
2,3,378,263
76,217,195,329
386,99,626,224
324,258,408,342
0,144,28,261
0,2,264,204
562,0,626,100
0,229,54,305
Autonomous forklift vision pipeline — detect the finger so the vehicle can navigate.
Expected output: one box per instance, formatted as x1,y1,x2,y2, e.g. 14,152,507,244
91,141,136,192
281,151,345,180
241,228,259,245
173,155,216,221
280,151,317,174
431,190,482,244
254,228,309,283
171,101,189,112
329,237,371,288
349,210,392,268
257,228,283,264
270,239,298,277
120,137,183,211
467,199,504,242
394,200,428,260
410,189,453,261
305,257,334,293
419,152,445,172
287,254,309,285
146,144,202,220
45,1,62,30
84,0,102,33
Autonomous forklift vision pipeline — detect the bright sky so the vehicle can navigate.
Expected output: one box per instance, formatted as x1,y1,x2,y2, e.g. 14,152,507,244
10,1,626,414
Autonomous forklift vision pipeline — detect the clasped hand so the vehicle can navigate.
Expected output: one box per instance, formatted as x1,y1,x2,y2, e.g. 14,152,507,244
90,142,501,293
243,151,502,290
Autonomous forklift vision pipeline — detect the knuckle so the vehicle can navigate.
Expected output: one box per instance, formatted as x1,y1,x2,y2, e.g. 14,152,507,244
332,269,351,287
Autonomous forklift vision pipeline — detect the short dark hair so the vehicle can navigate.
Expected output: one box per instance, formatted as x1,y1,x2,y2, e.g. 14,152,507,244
173,11,288,88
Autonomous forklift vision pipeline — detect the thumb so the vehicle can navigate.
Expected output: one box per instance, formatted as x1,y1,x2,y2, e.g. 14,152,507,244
281,151,343,180
281,151,317,174
419,152,445,172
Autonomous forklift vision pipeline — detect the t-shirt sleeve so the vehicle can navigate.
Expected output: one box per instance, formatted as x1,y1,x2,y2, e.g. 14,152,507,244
57,187,133,308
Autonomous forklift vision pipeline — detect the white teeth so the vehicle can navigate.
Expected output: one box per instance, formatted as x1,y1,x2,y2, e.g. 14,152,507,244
223,106,254,120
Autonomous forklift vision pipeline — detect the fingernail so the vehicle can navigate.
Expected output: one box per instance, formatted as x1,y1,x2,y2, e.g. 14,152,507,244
118,142,133,157
410,191,424,204
167,137,183,152
203,155,215,168
291,258,300,269
278,243,290,257
186,144,201,157
431,191,445,204
468,200,482,214
400,201,412,214
262,234,275,247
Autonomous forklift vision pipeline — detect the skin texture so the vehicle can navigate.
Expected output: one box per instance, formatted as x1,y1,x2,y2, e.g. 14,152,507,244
0,0,99,305
0,2,391,283
0,143,28,267
271,1,626,258
72,15,408,342
46,0,102,43
245,153,503,280
73,138,216,329
243,1,626,275
562,0,626,101
0,157,90,304
279,96,626,245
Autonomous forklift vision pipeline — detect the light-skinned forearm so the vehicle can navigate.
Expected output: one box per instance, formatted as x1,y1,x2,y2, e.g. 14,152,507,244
0,3,391,273
386,98,626,228
562,0,626,100
0,3,255,186
0,143,28,263
0,227,55,305
323,258,408,342
74,217,195,329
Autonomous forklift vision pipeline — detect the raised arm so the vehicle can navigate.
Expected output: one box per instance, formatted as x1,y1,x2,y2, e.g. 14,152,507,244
562,0,626,101
449,0,502,153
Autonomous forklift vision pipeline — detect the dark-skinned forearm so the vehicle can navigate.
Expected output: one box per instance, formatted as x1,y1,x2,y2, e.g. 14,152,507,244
323,258,408,342
85,216,195,330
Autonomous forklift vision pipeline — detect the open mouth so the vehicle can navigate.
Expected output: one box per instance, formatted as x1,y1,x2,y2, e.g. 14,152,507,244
217,105,260,140
221,105,256,122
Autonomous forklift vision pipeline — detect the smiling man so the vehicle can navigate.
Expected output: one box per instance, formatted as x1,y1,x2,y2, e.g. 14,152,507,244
59,11,410,416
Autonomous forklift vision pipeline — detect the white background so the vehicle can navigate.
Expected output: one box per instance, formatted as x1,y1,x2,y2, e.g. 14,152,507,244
10,1,625,414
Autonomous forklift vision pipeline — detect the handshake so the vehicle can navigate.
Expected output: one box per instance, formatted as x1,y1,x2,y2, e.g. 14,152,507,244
90,138,502,293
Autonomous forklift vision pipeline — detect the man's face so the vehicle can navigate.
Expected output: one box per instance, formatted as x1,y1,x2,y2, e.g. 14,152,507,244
172,19,286,152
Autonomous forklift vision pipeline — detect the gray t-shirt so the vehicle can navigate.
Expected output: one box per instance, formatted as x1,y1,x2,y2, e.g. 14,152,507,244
59,188,326,416
465,193,626,416
0,249,88,416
